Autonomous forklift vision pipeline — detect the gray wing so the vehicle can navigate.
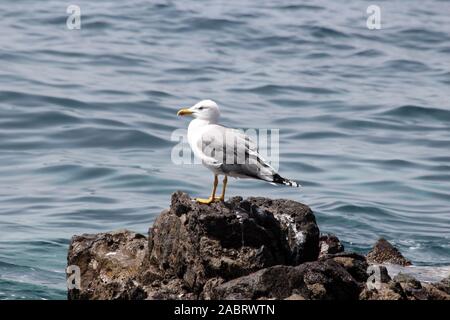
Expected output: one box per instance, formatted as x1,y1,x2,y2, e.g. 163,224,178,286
197,125,276,181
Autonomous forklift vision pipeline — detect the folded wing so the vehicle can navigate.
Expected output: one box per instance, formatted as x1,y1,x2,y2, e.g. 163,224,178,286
195,125,299,187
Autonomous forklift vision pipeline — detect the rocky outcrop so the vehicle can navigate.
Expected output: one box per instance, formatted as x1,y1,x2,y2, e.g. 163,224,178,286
67,230,148,300
366,238,412,266
359,272,450,300
359,240,449,300
147,192,319,294
210,259,361,300
67,192,449,300
320,252,369,283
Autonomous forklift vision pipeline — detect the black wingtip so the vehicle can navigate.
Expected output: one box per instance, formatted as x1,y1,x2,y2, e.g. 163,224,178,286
272,173,300,187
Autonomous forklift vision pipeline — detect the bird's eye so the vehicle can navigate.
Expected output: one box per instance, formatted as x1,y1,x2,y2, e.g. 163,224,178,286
199,106,205,110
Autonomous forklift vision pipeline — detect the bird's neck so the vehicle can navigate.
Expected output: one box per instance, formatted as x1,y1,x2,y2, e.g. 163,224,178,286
187,118,216,142
189,118,216,128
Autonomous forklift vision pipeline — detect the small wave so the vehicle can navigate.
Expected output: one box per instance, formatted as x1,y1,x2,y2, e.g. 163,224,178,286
0,279,65,300
382,59,430,72
165,67,208,75
238,34,310,49
435,71,450,85
378,105,450,122
305,26,349,39
336,118,402,131
415,174,450,182
384,265,450,283
286,161,324,173
143,90,174,98
430,165,450,172
0,91,91,109
36,164,116,182
230,84,341,95
304,52,332,59
372,159,422,168
277,4,324,11
396,28,449,44
81,20,112,30
48,127,170,149
290,131,348,139
33,49,88,59
91,89,135,97
87,53,148,67
351,49,384,57
179,17,244,32
438,47,450,54
424,156,450,163
333,204,395,217
0,110,83,129
36,16,66,26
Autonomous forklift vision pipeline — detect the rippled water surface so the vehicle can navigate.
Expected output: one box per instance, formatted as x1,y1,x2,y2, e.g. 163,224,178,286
1,0,449,299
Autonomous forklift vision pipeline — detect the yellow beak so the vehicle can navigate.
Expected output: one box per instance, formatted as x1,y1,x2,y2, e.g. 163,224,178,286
177,108,193,116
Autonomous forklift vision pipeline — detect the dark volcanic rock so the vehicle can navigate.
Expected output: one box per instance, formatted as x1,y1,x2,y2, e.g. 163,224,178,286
67,230,148,300
360,266,450,300
432,275,450,295
66,192,450,300
392,273,438,300
394,273,450,300
148,192,319,292
320,252,369,283
211,259,361,300
143,278,197,300
422,276,450,300
229,195,320,265
319,233,344,257
359,281,407,300
360,266,401,300
366,238,411,266
360,273,450,300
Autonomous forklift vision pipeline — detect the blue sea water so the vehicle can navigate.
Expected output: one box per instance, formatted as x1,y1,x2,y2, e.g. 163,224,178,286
0,0,449,299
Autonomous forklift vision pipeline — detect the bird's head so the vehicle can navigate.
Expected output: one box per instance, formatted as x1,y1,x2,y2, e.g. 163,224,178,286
177,99,220,122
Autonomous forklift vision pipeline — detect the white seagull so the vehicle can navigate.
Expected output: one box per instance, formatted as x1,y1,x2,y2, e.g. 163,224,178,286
177,99,299,204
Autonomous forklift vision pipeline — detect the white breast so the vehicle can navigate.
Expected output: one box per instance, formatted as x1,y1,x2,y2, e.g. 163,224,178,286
187,119,223,174
187,119,215,160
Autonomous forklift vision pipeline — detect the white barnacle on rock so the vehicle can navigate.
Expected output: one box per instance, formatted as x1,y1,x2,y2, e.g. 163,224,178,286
276,213,305,245
294,230,305,245
89,259,98,270
235,211,244,223
320,242,330,255
99,272,110,283
105,252,117,257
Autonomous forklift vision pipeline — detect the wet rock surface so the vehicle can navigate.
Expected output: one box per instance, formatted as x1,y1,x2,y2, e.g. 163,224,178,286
67,192,449,300
359,273,450,300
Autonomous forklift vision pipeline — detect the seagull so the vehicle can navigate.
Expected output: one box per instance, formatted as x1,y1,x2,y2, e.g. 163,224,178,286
177,99,299,204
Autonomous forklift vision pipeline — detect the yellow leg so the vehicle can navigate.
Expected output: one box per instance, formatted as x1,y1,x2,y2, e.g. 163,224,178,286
215,176,228,202
196,175,218,204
